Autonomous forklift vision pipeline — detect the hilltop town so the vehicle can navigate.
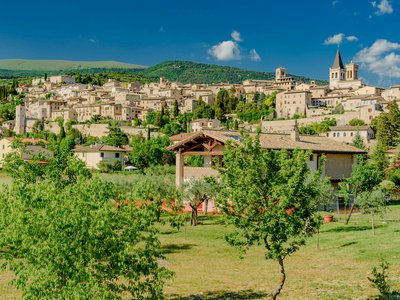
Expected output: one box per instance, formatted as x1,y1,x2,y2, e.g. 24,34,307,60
1,50,396,152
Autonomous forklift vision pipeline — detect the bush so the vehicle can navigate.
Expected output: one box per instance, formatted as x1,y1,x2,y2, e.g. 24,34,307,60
349,118,365,126
98,160,122,173
368,260,392,299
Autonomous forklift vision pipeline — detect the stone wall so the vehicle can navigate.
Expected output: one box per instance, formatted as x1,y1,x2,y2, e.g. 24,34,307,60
262,112,359,133
42,122,161,139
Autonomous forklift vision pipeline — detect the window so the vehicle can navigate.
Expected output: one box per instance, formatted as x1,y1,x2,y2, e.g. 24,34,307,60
309,155,314,161
333,133,336,137
351,132,353,137
343,133,346,137
100,152,104,158
115,153,120,158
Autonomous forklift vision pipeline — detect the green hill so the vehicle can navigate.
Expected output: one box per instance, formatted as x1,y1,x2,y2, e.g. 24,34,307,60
138,61,327,85
0,59,327,85
0,59,146,71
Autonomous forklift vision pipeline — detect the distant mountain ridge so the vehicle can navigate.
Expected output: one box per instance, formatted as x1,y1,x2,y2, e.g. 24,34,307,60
0,59,146,71
0,59,327,85
138,61,327,85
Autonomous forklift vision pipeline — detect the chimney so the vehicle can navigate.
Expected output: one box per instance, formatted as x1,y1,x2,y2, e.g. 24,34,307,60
290,119,300,142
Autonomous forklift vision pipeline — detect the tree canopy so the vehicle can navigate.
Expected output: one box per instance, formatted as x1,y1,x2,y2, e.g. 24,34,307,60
218,133,325,298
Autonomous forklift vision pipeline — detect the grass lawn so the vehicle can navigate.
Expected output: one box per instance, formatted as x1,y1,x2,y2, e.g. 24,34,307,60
1,201,399,299
160,207,400,299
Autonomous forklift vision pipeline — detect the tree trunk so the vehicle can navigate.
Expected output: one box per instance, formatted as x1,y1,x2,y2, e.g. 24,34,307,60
268,257,286,299
191,208,198,226
371,212,375,236
204,198,208,215
189,199,203,226
345,197,356,225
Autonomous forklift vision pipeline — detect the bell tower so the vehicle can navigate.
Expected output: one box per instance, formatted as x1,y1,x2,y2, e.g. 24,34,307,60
329,49,345,88
346,61,358,81
276,67,286,81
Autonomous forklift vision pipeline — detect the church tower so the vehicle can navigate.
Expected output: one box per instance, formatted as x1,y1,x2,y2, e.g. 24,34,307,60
329,49,345,88
345,61,358,81
14,105,26,135
275,67,286,81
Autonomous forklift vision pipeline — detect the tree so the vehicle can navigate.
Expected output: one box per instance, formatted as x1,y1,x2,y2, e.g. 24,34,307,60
352,131,366,150
56,117,66,142
370,143,389,176
0,155,172,299
342,160,382,224
315,180,336,249
299,118,336,135
132,174,178,221
183,178,217,225
233,119,239,130
357,190,387,235
173,99,179,118
218,134,323,299
375,101,400,149
348,118,365,126
130,136,174,169
103,122,128,147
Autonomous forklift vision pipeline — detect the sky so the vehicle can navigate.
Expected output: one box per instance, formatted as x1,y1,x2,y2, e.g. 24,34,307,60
0,0,400,86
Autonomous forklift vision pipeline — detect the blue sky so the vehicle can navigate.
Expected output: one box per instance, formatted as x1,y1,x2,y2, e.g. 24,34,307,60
0,0,399,86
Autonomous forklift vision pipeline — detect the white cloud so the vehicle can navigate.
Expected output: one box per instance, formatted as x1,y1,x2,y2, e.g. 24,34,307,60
249,49,261,61
231,30,242,42
373,0,393,15
346,35,358,42
324,33,345,45
355,39,400,78
332,0,339,6
208,40,241,61
324,33,358,45
88,38,97,43
209,31,261,61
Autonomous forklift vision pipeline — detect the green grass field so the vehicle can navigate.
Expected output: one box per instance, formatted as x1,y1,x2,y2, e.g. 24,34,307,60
158,208,400,300
1,206,399,299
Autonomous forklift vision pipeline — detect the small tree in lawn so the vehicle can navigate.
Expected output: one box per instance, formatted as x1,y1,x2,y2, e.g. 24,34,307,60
343,160,382,224
357,189,387,235
315,180,336,249
218,134,324,299
183,177,217,226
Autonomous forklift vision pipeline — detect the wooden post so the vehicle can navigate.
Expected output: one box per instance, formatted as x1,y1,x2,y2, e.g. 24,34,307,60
176,149,184,188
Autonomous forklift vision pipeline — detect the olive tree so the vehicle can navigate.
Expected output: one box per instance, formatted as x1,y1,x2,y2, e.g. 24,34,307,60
183,177,218,226
357,189,387,235
131,174,180,222
218,134,324,299
0,157,172,299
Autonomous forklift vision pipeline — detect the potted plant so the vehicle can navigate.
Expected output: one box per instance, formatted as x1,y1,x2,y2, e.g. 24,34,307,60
324,213,334,223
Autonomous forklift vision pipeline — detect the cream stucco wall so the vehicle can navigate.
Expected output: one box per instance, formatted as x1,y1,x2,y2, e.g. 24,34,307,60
75,150,124,169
